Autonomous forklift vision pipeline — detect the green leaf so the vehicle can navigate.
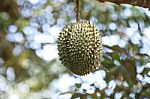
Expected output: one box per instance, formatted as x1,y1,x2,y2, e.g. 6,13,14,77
75,83,81,88
102,54,115,69
120,59,137,87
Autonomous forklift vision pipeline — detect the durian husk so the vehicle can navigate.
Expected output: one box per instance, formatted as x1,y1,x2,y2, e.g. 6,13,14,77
57,21,103,75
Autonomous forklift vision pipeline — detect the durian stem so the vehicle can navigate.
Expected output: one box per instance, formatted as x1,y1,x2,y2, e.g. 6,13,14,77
75,0,80,22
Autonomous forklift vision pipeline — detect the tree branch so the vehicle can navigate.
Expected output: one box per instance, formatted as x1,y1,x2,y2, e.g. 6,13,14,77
98,0,150,8
75,0,80,22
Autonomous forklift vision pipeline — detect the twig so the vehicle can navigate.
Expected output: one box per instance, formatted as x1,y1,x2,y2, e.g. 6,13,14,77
75,0,80,22
98,0,150,9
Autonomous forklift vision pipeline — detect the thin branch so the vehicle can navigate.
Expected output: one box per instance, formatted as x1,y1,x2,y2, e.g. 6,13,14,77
75,0,80,22
98,0,150,8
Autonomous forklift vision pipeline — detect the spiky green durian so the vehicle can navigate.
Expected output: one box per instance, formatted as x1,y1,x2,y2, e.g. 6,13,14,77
57,21,103,75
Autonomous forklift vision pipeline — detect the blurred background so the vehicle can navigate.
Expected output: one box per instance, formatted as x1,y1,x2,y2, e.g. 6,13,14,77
0,0,150,98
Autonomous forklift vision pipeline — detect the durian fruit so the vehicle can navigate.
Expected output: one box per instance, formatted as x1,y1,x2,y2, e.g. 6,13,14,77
57,21,103,75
